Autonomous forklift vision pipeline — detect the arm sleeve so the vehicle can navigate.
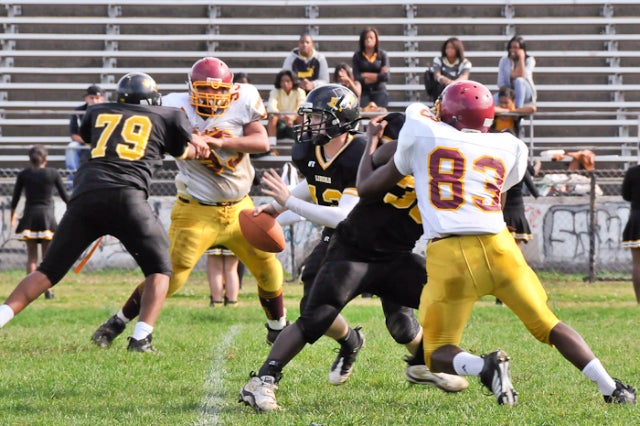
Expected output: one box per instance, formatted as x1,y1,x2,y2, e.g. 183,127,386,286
377,51,390,83
69,113,81,136
266,89,280,113
270,179,311,213
10,173,24,210
352,53,363,84
432,56,442,73
503,139,529,191
460,59,472,76
53,171,70,204
166,111,192,158
282,54,294,71
296,88,306,107
284,192,359,229
522,169,539,198
79,112,92,144
315,54,330,87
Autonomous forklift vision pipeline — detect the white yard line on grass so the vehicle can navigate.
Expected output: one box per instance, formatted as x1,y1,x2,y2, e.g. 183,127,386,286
198,324,240,425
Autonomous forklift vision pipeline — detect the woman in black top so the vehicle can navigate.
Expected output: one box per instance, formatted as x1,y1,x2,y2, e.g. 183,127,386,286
10,145,69,299
352,27,390,108
622,165,640,304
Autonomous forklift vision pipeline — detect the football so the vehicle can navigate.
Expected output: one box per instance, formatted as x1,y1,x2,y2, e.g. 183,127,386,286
238,209,286,253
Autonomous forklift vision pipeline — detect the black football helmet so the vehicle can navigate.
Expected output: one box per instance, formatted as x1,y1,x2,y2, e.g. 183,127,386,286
116,72,162,106
294,84,360,145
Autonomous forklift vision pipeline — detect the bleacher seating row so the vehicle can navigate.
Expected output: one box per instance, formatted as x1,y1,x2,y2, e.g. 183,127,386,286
1,0,639,170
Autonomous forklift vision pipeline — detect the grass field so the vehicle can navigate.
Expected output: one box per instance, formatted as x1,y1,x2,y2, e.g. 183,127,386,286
0,269,638,425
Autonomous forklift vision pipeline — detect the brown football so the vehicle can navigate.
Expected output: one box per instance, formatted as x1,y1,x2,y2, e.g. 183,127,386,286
238,209,286,253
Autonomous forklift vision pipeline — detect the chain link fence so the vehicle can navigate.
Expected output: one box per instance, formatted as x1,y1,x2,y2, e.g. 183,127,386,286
0,166,634,281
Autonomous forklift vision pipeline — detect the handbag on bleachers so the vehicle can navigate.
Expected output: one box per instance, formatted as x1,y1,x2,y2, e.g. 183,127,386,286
424,67,445,101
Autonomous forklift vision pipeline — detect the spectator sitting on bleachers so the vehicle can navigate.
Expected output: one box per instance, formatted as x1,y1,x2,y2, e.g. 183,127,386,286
424,37,472,101
266,70,306,149
496,35,536,109
333,63,362,102
282,31,329,93
493,86,537,136
352,27,390,109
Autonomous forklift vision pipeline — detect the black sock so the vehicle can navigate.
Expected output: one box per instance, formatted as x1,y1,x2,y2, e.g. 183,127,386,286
259,359,284,382
406,339,425,366
338,327,360,352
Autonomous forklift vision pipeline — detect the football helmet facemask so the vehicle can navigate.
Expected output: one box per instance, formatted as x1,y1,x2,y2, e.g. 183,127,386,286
436,80,494,133
294,84,361,145
188,57,234,117
116,72,162,106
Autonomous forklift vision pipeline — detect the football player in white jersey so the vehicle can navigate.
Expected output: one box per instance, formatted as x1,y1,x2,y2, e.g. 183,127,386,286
91,57,289,349
358,81,636,405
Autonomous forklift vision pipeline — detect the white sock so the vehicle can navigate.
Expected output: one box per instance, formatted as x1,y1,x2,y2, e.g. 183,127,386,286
582,358,616,395
267,310,287,330
132,321,154,340
452,352,485,376
0,304,15,328
116,309,131,324
268,136,277,147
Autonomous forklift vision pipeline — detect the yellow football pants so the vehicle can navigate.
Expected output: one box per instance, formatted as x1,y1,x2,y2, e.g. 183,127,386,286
420,228,560,367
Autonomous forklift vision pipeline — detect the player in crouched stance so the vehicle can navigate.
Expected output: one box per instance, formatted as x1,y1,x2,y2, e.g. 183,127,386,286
239,112,468,413
0,72,211,351
91,57,289,349
357,81,636,406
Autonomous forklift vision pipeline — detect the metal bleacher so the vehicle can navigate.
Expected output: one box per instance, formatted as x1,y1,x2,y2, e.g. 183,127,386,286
1,0,639,170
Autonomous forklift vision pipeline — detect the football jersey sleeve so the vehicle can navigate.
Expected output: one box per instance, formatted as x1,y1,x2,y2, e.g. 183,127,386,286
503,135,529,191
394,103,426,176
239,83,268,122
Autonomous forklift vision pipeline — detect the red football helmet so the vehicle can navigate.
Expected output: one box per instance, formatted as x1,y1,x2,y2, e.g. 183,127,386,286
437,80,494,133
188,57,234,117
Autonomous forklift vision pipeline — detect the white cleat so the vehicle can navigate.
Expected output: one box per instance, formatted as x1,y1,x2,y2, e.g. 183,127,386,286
239,373,280,412
405,365,469,393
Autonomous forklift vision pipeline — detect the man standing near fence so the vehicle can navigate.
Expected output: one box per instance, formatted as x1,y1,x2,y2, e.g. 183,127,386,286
66,84,105,186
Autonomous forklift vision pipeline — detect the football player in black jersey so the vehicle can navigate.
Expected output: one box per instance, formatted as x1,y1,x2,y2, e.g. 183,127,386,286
240,112,468,412
254,85,368,386
0,72,211,352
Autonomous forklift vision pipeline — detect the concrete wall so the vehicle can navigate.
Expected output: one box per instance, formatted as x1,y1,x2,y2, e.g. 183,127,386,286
0,195,632,275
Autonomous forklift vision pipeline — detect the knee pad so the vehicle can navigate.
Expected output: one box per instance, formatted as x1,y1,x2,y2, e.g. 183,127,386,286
386,310,421,344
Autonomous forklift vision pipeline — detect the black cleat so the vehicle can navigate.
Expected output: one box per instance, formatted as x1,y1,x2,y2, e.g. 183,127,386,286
604,379,637,404
127,334,157,353
480,349,518,406
329,326,365,385
92,315,126,347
